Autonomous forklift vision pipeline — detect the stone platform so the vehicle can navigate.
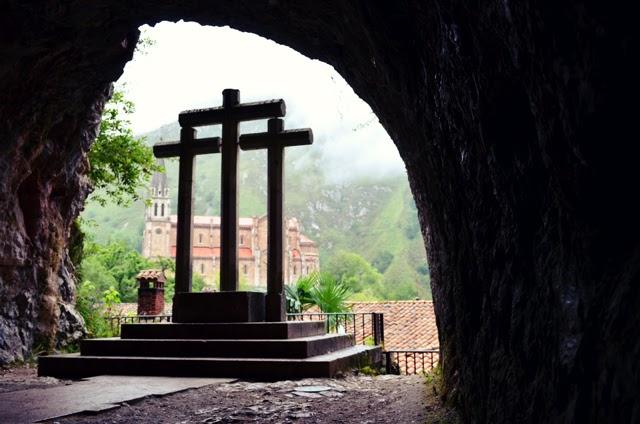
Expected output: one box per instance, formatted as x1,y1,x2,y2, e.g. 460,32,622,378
172,292,266,323
39,321,381,380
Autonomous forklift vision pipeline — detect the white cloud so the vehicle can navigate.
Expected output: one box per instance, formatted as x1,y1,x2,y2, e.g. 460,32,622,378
118,21,405,181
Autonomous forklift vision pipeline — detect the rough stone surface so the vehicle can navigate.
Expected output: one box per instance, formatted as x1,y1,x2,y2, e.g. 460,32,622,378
0,2,638,422
0,373,231,423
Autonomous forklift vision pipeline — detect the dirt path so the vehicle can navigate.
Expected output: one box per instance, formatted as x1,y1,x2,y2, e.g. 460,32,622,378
1,366,458,423
57,375,458,423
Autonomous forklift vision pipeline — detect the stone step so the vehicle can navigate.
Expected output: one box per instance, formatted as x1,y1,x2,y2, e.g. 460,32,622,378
38,345,382,379
120,321,325,340
81,334,354,359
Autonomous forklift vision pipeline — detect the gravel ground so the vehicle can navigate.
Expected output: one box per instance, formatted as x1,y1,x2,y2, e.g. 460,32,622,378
1,366,458,423
0,363,67,393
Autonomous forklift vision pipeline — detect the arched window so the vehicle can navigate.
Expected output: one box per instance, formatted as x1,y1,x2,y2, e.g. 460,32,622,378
240,235,244,245
293,265,297,275
161,204,165,217
243,264,248,275
199,234,203,243
200,263,205,273
153,203,158,216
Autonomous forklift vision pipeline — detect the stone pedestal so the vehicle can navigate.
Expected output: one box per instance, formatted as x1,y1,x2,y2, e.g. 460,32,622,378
172,292,265,323
265,293,286,322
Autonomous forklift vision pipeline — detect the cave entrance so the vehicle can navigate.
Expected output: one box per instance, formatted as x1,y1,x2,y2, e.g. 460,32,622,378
74,20,437,374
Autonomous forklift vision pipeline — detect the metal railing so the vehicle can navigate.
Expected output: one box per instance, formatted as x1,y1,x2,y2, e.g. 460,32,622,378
384,349,440,375
102,313,438,375
107,314,172,336
286,312,384,346
104,312,384,346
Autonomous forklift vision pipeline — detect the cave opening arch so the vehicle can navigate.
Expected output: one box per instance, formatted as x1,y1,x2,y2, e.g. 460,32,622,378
1,3,637,423
100,20,428,300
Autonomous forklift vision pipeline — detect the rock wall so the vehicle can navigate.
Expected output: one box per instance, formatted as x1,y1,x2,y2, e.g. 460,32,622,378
1,1,638,422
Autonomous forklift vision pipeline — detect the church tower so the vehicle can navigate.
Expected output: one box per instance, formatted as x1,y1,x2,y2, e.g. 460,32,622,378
142,159,172,258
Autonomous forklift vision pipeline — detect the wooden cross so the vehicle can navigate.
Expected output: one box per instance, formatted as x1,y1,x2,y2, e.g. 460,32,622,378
240,118,313,320
153,129,220,293
174,89,285,292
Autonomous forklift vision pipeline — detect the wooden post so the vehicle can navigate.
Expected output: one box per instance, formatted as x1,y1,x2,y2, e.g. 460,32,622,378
220,89,240,292
266,119,285,320
239,119,313,321
174,127,196,293
153,131,220,295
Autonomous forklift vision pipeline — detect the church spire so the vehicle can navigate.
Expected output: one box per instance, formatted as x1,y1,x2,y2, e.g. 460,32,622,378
148,159,170,220
151,158,167,197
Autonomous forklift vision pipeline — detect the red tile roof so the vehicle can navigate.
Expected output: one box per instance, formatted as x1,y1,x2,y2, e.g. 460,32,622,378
135,269,166,282
348,300,439,350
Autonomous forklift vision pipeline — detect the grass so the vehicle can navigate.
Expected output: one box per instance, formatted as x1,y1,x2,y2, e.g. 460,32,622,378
422,365,461,423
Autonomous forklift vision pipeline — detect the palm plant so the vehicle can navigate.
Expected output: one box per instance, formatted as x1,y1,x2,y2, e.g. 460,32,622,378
285,272,352,330
310,272,351,331
285,273,315,313
309,272,351,313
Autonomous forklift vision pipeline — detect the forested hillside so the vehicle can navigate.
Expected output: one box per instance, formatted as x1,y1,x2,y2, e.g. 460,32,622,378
82,122,430,300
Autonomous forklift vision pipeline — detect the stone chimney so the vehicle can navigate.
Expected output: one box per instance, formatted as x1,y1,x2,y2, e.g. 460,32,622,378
136,269,166,316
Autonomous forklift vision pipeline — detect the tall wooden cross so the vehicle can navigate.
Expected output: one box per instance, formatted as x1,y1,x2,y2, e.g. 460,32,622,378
155,89,286,293
240,118,313,320
153,128,220,293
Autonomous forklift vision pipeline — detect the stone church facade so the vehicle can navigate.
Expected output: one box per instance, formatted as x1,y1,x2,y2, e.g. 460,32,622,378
141,164,320,288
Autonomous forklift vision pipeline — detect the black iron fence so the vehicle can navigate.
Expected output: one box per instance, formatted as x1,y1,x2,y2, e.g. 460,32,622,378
103,312,439,375
384,349,440,375
106,314,172,336
286,312,385,346
104,312,384,346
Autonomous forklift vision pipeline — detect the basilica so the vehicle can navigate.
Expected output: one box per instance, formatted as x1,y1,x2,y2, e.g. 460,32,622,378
141,164,320,288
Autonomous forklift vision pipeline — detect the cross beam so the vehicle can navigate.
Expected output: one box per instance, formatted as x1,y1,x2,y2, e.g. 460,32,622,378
178,89,286,291
239,118,313,320
153,129,221,293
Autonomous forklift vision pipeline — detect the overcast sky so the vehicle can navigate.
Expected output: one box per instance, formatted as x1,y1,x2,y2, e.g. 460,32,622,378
118,21,405,181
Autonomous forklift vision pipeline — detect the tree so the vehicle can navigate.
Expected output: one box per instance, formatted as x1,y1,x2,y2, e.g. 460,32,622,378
372,250,394,274
323,251,384,294
87,89,160,206
80,240,155,302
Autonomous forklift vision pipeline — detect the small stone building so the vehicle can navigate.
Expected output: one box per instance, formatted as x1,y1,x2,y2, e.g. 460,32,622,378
136,269,166,316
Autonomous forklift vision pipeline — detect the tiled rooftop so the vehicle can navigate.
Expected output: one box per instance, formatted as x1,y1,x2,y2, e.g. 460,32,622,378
135,269,166,282
348,300,439,350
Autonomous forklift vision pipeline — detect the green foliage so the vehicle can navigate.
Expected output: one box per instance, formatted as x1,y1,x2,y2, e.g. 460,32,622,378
286,272,350,314
163,269,206,302
102,286,121,314
285,273,315,313
358,365,381,376
75,280,117,338
88,90,160,207
323,251,383,294
372,250,394,274
309,272,351,314
416,264,430,276
80,239,155,302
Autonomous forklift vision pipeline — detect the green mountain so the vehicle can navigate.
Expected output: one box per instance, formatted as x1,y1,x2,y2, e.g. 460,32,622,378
81,122,430,300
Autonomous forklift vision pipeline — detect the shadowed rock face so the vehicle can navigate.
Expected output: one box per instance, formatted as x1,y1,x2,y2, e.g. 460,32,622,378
1,1,638,422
